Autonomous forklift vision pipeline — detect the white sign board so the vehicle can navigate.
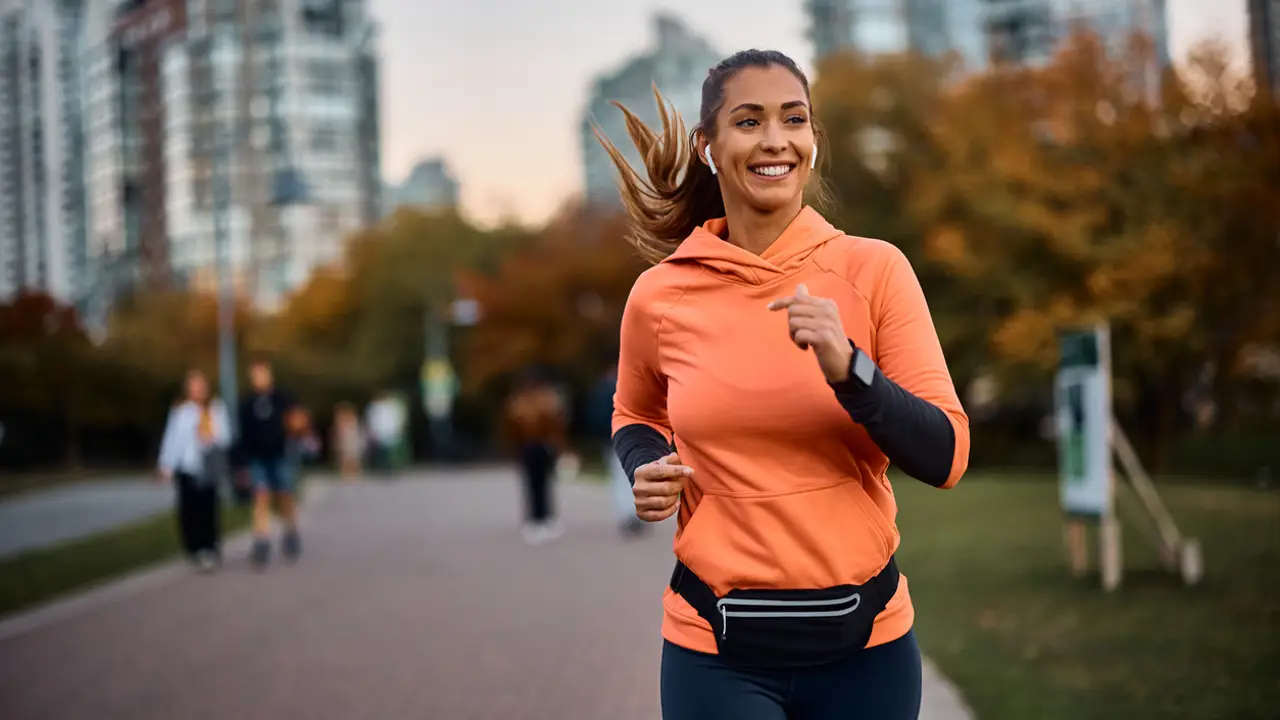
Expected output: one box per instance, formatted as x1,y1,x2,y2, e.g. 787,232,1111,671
1054,325,1113,517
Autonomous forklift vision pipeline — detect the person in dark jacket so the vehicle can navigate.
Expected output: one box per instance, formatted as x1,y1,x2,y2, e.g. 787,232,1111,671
501,367,568,545
237,357,306,569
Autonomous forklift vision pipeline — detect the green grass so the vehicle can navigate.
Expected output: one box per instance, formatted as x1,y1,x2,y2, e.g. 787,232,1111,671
0,499,253,619
894,472,1280,720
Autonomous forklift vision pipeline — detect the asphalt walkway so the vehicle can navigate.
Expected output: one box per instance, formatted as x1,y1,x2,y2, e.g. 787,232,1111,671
0,468,974,719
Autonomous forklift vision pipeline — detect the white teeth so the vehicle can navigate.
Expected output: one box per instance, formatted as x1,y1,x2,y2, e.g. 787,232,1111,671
751,165,792,177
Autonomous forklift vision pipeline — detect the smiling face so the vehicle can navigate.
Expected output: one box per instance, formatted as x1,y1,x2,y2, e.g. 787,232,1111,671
699,64,816,217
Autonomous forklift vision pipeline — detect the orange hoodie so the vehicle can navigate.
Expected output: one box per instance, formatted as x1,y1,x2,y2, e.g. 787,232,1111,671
612,206,970,656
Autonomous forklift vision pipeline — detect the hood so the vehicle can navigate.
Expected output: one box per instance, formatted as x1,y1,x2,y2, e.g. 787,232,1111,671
662,206,844,285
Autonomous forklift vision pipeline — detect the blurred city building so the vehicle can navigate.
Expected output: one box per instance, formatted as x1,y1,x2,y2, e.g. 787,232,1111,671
806,0,988,72
383,156,459,218
806,0,1170,73
983,0,1169,68
0,0,90,306
72,0,382,315
579,13,721,208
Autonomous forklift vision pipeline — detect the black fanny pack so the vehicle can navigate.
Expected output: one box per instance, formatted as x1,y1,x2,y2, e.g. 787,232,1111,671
669,555,900,669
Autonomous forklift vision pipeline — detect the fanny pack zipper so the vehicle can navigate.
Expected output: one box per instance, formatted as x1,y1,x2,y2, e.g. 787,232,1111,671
715,592,862,639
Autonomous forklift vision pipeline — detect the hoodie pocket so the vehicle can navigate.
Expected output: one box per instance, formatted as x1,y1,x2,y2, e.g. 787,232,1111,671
673,481,894,596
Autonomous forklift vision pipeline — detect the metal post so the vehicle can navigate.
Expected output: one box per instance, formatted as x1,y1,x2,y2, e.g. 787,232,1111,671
214,109,238,431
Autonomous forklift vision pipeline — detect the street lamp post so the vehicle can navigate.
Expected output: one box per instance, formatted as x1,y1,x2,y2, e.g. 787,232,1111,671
213,103,238,431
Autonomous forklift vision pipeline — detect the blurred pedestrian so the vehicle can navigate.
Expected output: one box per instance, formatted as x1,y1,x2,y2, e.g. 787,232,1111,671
501,367,567,545
157,368,231,572
588,363,646,537
365,391,404,476
597,50,969,718
287,405,321,462
332,402,365,480
236,357,305,569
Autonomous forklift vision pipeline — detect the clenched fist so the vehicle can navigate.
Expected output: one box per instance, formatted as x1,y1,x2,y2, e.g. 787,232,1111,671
767,283,854,384
632,452,693,522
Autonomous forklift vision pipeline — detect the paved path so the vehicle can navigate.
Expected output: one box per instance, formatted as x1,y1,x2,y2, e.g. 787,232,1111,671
0,479,171,559
0,468,973,719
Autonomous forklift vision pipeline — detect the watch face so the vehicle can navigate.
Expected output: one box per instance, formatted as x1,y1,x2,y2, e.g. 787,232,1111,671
854,350,876,385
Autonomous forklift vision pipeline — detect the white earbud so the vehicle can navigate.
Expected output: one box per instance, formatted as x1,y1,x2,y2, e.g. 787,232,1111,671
810,143,818,170
705,147,717,175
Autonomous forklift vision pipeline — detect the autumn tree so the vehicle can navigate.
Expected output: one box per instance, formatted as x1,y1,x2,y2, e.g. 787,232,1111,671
459,202,646,418
910,30,1280,467
811,49,995,393
247,207,536,415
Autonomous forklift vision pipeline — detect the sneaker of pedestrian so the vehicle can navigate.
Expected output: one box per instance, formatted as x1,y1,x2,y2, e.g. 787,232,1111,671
542,519,564,542
250,538,271,570
195,550,219,573
282,530,302,563
521,522,544,546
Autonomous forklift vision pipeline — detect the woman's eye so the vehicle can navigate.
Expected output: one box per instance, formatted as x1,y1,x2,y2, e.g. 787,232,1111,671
736,118,759,128
787,115,808,124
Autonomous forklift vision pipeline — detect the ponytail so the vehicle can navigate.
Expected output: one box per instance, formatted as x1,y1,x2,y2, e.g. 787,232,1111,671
591,85,724,265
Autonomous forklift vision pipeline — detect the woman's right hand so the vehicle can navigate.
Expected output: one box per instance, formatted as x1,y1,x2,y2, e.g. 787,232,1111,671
633,452,693,522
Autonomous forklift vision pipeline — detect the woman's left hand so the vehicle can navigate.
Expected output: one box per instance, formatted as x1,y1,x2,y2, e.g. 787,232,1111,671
768,284,853,384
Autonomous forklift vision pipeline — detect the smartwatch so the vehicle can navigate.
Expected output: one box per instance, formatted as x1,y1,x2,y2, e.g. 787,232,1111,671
831,340,876,391
850,345,876,388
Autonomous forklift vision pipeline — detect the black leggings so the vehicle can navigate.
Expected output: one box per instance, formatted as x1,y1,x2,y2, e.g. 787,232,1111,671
520,443,556,523
176,472,221,556
661,629,922,720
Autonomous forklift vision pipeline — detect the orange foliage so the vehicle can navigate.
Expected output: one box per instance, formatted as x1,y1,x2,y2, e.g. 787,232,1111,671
459,206,646,393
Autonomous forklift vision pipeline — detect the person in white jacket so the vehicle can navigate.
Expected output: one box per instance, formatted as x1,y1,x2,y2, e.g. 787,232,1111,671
158,369,232,572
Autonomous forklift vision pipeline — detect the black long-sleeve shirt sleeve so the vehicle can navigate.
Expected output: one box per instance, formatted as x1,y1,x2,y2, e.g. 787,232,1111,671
612,424,673,486
829,343,956,487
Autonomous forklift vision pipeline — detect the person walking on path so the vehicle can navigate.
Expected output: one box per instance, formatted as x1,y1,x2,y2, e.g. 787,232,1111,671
236,357,305,569
331,402,365,480
501,368,568,545
597,49,970,719
158,369,232,572
364,391,405,477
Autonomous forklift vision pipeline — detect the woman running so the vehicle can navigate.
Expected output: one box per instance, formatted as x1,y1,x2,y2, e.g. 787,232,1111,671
597,49,970,719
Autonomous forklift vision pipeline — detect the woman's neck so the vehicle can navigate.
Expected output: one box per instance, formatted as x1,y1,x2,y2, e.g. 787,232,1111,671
721,199,804,256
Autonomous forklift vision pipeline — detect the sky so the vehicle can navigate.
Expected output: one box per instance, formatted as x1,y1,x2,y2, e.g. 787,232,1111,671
366,0,1251,229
